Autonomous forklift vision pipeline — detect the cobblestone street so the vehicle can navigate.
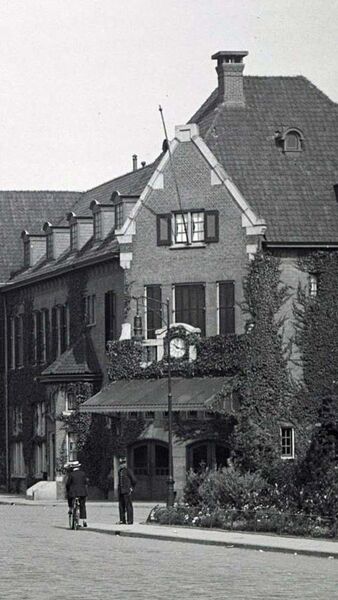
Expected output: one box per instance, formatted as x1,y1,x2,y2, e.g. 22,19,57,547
0,504,337,599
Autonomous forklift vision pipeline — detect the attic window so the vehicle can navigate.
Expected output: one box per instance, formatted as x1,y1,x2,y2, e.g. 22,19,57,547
93,212,102,240
284,131,302,152
276,128,303,153
70,223,78,251
24,241,30,268
46,233,54,260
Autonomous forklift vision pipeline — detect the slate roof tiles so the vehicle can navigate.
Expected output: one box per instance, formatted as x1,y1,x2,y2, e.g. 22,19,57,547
191,76,338,243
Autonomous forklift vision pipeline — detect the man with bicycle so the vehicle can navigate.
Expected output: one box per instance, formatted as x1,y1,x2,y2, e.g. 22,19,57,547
65,461,88,528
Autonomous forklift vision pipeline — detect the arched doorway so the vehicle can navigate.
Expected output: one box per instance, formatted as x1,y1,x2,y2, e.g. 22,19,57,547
186,440,230,472
128,440,169,500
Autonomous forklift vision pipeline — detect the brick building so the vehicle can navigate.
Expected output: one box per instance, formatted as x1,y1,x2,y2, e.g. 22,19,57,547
1,51,337,499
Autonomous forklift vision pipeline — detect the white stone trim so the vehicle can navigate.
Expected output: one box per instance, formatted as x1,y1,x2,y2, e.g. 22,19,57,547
116,123,266,267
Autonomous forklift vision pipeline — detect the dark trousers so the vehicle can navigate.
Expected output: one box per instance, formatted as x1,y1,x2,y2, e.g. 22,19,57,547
69,496,87,519
118,492,133,524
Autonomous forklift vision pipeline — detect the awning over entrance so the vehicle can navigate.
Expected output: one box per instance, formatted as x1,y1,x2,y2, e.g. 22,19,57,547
79,377,227,414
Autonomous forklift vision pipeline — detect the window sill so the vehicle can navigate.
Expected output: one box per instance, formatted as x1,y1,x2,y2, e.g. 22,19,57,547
169,243,206,250
281,455,294,460
86,322,96,328
11,474,26,479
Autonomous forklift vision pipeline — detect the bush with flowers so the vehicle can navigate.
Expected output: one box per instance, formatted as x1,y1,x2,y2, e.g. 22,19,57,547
148,465,338,539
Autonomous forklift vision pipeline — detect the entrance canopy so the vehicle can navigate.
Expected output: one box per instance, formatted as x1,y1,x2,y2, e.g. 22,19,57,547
79,377,227,414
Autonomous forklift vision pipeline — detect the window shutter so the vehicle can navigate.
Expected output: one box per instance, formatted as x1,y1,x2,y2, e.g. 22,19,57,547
36,311,42,364
219,281,235,334
44,309,50,363
156,214,171,246
146,285,162,339
51,307,58,360
205,210,219,243
105,291,116,343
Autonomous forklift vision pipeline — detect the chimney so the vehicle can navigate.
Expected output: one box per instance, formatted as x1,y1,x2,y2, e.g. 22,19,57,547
132,154,138,171
212,51,248,107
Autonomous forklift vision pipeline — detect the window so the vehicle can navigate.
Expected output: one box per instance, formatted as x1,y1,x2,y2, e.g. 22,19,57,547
67,432,78,462
309,274,318,298
156,211,219,246
284,131,302,152
11,442,25,477
47,233,53,260
12,406,23,435
70,222,78,251
105,290,117,343
33,402,46,436
145,285,162,339
281,426,294,459
51,305,69,360
115,203,124,229
34,310,48,365
33,442,47,477
83,294,96,326
15,315,24,368
24,241,30,267
218,281,235,334
93,212,102,240
9,317,15,369
66,391,77,411
174,283,205,335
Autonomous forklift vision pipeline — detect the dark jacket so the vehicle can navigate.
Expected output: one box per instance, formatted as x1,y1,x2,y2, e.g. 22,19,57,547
118,466,137,495
65,468,88,498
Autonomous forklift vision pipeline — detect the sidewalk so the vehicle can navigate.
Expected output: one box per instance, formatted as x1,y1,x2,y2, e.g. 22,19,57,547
1,493,337,558
88,521,338,559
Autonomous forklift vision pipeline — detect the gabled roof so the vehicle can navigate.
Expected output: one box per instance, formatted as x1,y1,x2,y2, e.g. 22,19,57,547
190,76,338,244
0,191,81,282
6,159,161,287
57,159,161,223
40,332,102,383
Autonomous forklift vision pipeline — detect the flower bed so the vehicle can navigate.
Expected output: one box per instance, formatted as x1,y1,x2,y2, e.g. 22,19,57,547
147,504,338,539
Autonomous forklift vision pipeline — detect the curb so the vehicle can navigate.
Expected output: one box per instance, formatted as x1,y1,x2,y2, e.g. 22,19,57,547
88,526,338,559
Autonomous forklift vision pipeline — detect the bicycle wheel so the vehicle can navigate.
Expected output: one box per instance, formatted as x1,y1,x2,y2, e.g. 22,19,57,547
72,504,80,530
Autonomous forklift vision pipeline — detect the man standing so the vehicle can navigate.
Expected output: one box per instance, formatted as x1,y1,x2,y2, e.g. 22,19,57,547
65,461,88,528
118,457,136,525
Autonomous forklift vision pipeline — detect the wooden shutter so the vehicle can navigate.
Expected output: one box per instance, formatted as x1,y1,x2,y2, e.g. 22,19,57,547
44,309,50,363
105,291,116,342
36,311,42,364
60,305,67,353
205,210,219,243
219,281,235,334
146,285,162,339
156,214,171,246
175,284,205,335
51,307,58,360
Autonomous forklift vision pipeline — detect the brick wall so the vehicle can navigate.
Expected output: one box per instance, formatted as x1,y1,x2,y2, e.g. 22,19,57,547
128,140,249,336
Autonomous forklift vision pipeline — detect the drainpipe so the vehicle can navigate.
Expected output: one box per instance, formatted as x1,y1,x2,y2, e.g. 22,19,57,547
3,293,10,490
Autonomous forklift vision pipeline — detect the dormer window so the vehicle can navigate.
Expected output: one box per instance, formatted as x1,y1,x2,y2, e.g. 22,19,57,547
93,212,102,240
47,233,54,260
276,127,303,153
284,131,302,152
115,203,124,229
23,241,30,267
90,200,116,240
70,222,78,251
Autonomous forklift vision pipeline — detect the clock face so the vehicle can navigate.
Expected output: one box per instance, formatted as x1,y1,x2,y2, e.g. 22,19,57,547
170,337,186,358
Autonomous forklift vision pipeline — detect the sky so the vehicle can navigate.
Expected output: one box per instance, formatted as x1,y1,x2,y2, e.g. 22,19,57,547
0,0,337,191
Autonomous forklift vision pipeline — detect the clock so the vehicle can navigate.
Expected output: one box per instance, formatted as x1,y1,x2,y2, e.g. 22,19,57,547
169,337,186,358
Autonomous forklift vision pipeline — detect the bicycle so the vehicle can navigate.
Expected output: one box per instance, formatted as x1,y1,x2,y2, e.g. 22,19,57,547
69,497,81,530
